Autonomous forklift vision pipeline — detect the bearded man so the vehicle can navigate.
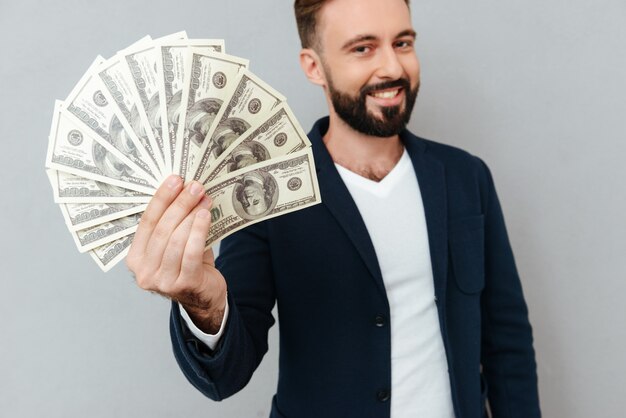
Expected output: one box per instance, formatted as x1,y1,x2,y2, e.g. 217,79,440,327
127,0,541,417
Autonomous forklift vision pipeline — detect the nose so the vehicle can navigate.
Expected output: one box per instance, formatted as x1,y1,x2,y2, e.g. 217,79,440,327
375,46,404,80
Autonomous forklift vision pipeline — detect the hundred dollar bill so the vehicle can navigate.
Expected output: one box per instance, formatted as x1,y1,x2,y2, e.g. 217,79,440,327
202,103,310,184
64,208,140,253
60,202,147,231
63,56,160,185
47,170,151,204
46,101,156,195
119,32,187,170
175,49,248,180
121,32,188,174
192,70,286,181
155,39,225,174
90,234,134,272
204,148,320,247
97,53,165,177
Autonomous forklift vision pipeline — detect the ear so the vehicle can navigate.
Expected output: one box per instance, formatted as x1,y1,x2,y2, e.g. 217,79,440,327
299,48,326,87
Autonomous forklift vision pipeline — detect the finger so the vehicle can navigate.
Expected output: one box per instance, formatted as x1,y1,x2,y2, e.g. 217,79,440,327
129,175,183,259
203,247,215,267
159,196,212,285
179,201,214,282
145,180,207,263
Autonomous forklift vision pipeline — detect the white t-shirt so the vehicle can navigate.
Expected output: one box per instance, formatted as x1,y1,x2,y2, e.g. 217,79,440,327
335,150,454,418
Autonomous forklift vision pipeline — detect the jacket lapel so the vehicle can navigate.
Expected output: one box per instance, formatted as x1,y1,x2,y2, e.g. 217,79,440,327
310,120,387,298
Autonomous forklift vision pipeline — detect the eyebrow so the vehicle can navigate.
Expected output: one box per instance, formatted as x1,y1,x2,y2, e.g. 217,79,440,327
341,29,417,51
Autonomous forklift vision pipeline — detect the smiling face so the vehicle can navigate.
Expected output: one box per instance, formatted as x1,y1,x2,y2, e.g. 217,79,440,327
303,0,420,137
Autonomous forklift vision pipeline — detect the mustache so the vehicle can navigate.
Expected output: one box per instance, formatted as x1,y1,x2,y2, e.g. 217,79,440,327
361,78,411,96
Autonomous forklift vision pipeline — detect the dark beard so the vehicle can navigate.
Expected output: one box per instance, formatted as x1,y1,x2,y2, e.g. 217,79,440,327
329,78,419,137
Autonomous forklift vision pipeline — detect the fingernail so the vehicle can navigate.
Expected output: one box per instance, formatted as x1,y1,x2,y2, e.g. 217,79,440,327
190,182,203,196
197,209,210,219
167,175,182,189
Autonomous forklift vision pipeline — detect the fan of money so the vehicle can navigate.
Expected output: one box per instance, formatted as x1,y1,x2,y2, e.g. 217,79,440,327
45,31,321,272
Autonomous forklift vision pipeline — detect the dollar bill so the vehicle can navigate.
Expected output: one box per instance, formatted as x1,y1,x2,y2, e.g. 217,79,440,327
60,202,148,231
175,49,249,180
192,70,286,181
204,148,320,247
46,101,156,195
120,32,188,174
46,33,325,274
155,39,225,174
63,56,160,185
90,234,135,272
65,208,140,253
202,103,310,184
97,53,165,177
46,170,152,204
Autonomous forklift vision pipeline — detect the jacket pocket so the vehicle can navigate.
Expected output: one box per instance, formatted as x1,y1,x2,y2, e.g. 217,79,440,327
449,214,485,294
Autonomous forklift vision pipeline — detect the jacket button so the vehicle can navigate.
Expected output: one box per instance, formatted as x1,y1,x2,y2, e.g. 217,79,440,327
374,315,386,327
377,389,391,402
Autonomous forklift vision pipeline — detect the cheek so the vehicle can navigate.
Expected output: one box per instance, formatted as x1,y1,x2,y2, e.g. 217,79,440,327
404,56,421,82
327,59,376,90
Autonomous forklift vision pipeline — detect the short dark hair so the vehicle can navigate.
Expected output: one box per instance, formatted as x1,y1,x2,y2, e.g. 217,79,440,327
294,0,411,49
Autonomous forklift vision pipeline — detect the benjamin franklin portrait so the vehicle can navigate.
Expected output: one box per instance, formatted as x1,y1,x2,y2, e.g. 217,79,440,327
232,171,278,220
185,98,223,147
226,141,270,173
211,117,251,159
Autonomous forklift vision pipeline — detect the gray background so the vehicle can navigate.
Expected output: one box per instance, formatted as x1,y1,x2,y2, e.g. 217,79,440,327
1,0,624,417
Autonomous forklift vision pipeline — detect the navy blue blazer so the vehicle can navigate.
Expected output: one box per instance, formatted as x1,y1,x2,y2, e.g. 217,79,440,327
170,117,541,418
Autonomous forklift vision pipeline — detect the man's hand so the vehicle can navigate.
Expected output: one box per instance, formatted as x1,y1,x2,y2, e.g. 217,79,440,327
127,175,227,334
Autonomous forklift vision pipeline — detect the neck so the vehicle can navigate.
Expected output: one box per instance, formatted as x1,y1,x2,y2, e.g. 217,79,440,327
323,112,405,182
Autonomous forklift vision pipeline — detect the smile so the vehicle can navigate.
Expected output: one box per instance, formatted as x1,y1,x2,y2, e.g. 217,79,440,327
369,88,402,99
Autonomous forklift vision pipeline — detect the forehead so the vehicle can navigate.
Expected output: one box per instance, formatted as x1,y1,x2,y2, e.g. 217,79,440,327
317,0,413,46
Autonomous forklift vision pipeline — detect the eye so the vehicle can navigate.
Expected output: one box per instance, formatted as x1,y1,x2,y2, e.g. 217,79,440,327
395,39,414,49
352,45,372,55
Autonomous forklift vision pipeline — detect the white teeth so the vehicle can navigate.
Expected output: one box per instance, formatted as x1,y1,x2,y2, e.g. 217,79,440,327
371,89,399,99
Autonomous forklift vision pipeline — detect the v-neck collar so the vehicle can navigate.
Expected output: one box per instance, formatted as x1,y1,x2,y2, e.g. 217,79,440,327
334,149,412,198
310,117,449,306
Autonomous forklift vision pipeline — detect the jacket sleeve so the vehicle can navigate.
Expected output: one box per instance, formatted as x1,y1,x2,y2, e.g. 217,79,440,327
169,221,276,401
478,159,541,417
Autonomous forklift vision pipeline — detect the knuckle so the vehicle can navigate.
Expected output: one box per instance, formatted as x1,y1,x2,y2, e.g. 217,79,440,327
182,248,199,266
133,266,159,291
139,212,158,230
135,275,152,290
168,234,187,251
152,224,170,241
174,196,192,211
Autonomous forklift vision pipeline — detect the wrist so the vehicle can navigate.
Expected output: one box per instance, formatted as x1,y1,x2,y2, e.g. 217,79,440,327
181,288,227,334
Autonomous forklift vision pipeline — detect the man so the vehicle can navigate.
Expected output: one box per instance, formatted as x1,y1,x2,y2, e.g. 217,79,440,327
127,0,541,417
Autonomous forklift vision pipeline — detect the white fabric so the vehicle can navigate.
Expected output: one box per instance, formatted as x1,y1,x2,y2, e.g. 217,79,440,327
335,150,454,418
179,296,229,351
